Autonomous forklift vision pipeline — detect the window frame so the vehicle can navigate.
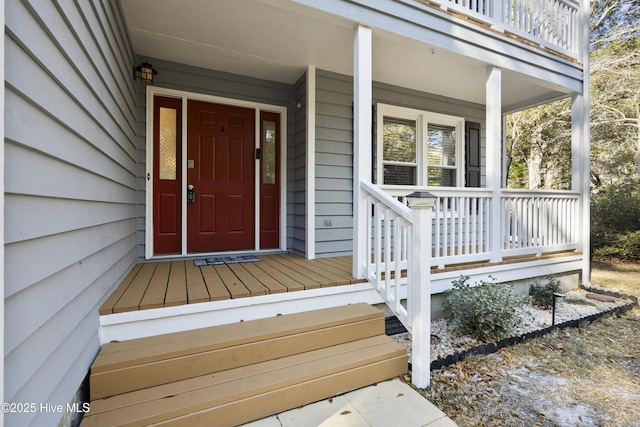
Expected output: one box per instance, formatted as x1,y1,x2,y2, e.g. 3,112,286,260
376,103,465,187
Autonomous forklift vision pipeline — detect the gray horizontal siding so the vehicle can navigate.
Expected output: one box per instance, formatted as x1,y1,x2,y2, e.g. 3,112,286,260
315,70,354,258
4,0,138,425
313,69,487,258
150,60,295,105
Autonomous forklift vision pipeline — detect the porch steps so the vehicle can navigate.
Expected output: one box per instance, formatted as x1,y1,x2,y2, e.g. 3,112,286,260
81,303,408,427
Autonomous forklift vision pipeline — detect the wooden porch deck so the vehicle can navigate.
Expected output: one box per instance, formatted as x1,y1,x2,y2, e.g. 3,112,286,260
99,254,365,315
100,251,581,316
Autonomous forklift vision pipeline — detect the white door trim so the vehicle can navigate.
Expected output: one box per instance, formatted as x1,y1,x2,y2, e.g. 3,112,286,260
144,86,287,259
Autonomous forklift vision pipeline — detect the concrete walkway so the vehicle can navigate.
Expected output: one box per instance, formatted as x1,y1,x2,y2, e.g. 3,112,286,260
242,378,458,427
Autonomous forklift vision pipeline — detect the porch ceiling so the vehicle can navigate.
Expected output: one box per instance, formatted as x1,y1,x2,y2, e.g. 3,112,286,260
121,0,568,111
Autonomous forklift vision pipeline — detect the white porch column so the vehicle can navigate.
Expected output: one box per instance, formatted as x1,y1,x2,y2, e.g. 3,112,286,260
573,0,591,286
486,66,503,262
571,93,590,285
572,106,591,281
306,66,316,259
353,25,372,279
407,192,437,389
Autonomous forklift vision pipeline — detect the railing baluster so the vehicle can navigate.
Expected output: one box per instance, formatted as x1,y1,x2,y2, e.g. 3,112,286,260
434,197,441,258
443,197,449,257
523,197,529,247
463,197,470,254
366,197,373,278
514,197,519,248
479,198,485,252
471,197,477,254
500,197,504,251
375,202,383,290
456,197,463,256
552,199,559,245
528,197,534,247
513,198,519,248
384,208,392,300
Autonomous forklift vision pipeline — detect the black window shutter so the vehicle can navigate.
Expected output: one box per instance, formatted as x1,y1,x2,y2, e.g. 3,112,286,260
465,121,481,187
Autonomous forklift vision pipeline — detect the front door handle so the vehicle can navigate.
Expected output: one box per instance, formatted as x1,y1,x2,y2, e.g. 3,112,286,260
187,184,195,203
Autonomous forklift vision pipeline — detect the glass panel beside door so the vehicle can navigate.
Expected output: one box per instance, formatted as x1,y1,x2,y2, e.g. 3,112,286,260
260,112,280,249
153,96,182,255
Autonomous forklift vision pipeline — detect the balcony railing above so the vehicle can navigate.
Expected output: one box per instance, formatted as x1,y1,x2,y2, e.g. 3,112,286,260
418,0,582,59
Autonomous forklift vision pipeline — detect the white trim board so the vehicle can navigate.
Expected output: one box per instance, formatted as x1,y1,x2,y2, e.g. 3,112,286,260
99,283,383,343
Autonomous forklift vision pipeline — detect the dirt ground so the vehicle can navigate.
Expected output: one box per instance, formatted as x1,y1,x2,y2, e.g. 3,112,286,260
414,260,640,427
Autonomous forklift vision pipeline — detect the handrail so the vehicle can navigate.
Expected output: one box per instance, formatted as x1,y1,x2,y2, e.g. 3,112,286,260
361,181,413,222
360,180,413,330
501,188,580,198
359,179,434,388
381,184,493,196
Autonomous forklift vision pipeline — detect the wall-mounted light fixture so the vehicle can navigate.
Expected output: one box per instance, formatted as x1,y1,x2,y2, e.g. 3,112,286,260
133,62,158,84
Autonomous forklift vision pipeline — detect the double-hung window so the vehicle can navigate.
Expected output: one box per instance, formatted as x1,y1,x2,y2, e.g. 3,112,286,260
377,104,464,187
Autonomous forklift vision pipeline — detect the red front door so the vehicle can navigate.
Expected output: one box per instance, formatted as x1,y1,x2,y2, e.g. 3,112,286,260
186,100,255,252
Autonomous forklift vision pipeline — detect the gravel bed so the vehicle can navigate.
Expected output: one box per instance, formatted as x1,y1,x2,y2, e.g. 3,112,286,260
391,289,631,363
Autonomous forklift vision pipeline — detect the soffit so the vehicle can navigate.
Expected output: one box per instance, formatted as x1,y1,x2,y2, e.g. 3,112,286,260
122,0,569,110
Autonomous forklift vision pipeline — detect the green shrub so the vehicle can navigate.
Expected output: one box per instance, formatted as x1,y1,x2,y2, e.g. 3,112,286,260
528,277,561,309
443,276,525,342
591,179,640,261
593,230,640,261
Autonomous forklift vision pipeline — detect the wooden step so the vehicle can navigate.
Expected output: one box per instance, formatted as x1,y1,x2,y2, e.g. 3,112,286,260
84,304,407,426
90,303,384,400
81,336,407,427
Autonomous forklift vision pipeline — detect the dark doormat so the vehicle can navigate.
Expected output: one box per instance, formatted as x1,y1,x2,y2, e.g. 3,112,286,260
193,255,260,266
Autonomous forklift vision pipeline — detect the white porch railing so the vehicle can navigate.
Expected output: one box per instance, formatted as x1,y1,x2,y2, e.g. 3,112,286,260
360,180,434,388
359,181,580,387
501,189,580,257
362,181,414,328
422,0,581,58
383,186,494,269
379,185,580,264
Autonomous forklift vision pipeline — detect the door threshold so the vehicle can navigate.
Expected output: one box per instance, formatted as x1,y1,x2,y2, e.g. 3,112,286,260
148,249,287,261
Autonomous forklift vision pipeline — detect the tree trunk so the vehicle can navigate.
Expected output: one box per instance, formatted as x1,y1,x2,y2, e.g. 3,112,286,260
528,141,543,189
637,113,640,177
